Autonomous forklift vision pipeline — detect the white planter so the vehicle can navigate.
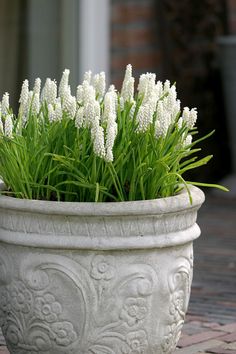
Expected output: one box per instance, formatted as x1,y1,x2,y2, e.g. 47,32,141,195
0,185,204,354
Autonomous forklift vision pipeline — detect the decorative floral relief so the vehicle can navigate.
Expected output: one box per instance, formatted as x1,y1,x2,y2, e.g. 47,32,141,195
161,254,193,353
90,254,115,280
0,245,13,285
34,293,62,323
0,288,9,327
11,281,33,314
0,247,193,353
122,330,148,354
0,280,78,352
120,298,148,326
50,321,77,346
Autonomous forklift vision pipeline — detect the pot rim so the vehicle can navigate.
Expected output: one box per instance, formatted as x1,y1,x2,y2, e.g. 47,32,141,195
0,183,204,216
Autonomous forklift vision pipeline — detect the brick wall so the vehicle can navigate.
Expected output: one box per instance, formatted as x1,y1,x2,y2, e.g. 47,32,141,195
110,0,162,88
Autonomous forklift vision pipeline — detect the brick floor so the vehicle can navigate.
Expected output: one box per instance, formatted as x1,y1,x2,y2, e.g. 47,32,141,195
0,349,8,354
0,349,9,354
0,192,235,353
174,318,236,353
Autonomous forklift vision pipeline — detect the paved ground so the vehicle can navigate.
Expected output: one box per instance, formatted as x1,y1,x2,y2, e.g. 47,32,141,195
0,190,235,353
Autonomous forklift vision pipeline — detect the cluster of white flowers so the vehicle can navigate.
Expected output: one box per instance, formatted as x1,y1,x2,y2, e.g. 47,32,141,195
182,107,197,129
74,70,118,161
1,64,198,159
154,84,181,138
135,72,197,141
18,69,77,124
0,93,13,137
135,75,177,135
178,107,198,147
136,75,160,133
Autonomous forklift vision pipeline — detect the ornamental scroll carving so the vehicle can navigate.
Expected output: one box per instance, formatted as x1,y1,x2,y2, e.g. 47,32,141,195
0,245,193,354
161,253,193,353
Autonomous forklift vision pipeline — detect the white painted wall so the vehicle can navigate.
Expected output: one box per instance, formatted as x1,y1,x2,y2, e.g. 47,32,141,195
27,0,61,83
27,0,110,88
79,0,110,82
60,0,80,91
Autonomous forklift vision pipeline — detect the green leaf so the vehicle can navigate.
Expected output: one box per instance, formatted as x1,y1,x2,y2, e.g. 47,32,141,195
186,181,229,192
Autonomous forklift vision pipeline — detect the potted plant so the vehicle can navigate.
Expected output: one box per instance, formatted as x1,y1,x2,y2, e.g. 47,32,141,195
0,65,226,354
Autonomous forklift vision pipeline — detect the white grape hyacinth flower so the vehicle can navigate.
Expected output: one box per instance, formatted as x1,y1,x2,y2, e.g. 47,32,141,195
164,85,177,110
33,78,41,96
19,80,29,107
54,99,63,121
75,106,84,128
0,116,3,134
137,72,156,104
1,92,10,116
163,80,171,93
177,117,183,129
41,78,57,105
31,93,40,114
123,77,135,103
19,80,29,121
92,72,106,99
48,104,56,122
155,100,171,138
155,81,164,100
182,107,198,129
136,104,151,133
121,65,132,92
84,98,100,128
91,116,106,158
105,113,118,162
129,101,136,119
108,85,118,108
26,91,33,117
103,87,117,123
76,85,84,105
59,69,70,98
82,81,96,106
121,64,135,103
62,87,76,119
119,96,124,111
136,93,157,132
162,85,180,123
184,134,193,147
83,70,92,84
4,113,13,137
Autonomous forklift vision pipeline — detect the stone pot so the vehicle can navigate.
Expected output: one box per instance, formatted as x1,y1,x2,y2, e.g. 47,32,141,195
0,185,204,354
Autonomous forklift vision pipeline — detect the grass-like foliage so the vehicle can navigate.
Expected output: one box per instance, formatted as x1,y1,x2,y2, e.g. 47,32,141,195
0,65,227,202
